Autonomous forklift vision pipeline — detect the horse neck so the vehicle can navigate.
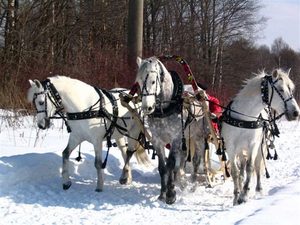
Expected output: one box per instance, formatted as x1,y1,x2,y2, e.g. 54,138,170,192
160,71,174,107
50,77,99,113
231,79,265,120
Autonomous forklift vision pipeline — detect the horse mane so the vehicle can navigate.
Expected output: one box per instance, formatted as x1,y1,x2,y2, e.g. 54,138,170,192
234,69,294,101
27,75,91,103
234,71,265,100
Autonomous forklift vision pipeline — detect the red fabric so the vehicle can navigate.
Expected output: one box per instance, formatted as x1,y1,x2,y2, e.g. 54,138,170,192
129,82,139,95
208,95,222,115
207,95,222,133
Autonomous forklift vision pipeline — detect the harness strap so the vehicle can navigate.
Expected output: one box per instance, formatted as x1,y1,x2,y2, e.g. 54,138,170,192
150,70,184,118
41,79,64,112
261,123,271,178
101,89,119,139
40,79,71,132
221,112,264,129
221,101,264,129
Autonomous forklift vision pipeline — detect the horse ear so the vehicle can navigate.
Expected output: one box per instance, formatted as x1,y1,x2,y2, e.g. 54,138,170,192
136,57,142,67
287,68,291,76
29,79,35,87
34,79,42,88
272,69,278,79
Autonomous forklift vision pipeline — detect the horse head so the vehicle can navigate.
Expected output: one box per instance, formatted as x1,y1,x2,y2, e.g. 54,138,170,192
136,56,166,115
265,69,299,121
27,79,57,129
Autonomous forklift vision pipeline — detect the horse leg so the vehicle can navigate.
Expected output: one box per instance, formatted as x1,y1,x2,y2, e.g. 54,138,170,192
238,155,254,204
165,149,177,204
157,147,167,202
173,138,189,190
231,157,241,206
62,135,81,190
165,140,182,204
94,142,104,192
192,138,205,183
238,153,247,191
255,150,263,193
119,142,136,185
118,137,134,185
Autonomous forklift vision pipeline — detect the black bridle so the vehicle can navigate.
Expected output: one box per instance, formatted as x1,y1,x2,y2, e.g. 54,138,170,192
261,75,294,119
222,75,295,129
32,79,64,119
140,59,165,107
32,79,70,131
140,60,184,118
141,72,162,98
32,90,48,115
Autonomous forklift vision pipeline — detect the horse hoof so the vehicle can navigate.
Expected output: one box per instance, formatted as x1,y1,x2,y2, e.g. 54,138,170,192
206,183,213,188
166,196,176,205
119,177,131,185
166,190,176,204
158,193,166,202
95,188,103,192
63,181,72,190
237,197,246,205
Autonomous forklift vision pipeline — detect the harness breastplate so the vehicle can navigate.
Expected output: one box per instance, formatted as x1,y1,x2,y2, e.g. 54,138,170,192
221,102,264,129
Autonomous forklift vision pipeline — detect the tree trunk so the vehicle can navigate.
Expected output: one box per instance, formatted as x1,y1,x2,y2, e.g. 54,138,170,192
127,0,144,69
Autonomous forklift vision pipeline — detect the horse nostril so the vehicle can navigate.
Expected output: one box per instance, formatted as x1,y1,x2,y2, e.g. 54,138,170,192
148,106,153,112
38,123,46,130
293,111,299,118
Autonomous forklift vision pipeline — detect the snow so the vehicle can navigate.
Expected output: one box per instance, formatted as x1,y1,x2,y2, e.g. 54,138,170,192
1,112,300,225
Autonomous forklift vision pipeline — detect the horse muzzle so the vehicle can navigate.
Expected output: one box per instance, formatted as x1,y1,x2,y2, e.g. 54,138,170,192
38,118,50,129
285,109,300,121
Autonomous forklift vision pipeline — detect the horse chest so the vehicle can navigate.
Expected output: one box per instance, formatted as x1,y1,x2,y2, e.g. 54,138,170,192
147,115,183,140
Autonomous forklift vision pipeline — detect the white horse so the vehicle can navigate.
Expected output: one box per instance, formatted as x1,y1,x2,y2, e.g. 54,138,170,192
27,76,148,192
126,56,206,204
221,69,300,205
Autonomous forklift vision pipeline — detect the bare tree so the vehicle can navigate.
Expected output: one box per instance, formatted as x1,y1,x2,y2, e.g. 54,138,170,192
271,37,290,67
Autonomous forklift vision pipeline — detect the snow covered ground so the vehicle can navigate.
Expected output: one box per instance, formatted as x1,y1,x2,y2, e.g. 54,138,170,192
1,111,300,225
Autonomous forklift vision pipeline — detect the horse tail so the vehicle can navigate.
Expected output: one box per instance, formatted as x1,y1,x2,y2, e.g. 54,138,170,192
134,143,151,166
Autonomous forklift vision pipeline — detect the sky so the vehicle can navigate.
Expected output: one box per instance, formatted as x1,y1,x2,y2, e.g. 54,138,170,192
257,0,300,51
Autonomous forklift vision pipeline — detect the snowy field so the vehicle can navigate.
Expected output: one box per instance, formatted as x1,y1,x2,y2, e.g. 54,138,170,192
1,111,300,225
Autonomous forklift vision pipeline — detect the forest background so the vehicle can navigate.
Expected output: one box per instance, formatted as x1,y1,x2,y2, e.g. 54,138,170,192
1,0,299,109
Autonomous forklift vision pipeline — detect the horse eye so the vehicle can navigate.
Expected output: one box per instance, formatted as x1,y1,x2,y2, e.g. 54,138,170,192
152,81,155,85
38,101,44,106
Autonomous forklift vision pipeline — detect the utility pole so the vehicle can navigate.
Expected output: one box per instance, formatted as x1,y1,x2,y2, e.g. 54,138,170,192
127,0,144,70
